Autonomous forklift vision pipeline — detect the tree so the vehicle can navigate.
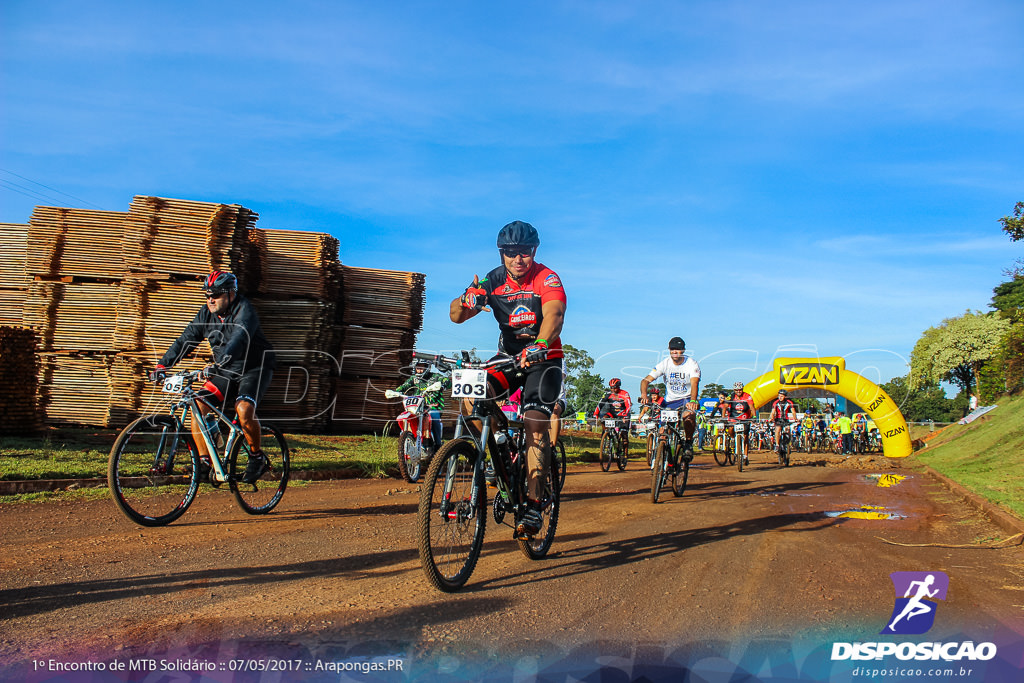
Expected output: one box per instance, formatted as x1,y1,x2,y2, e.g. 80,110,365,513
879,375,964,422
700,382,725,399
910,311,1011,395
990,276,1024,317
562,344,604,415
999,201,1024,241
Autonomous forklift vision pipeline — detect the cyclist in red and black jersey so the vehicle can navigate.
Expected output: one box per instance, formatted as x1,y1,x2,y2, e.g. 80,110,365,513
449,220,566,537
768,389,797,456
594,378,632,448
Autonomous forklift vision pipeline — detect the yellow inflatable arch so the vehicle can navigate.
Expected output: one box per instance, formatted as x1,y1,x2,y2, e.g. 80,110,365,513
744,357,913,459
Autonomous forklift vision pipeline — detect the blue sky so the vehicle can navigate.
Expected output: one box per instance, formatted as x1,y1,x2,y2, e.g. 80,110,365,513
2,1,1022,396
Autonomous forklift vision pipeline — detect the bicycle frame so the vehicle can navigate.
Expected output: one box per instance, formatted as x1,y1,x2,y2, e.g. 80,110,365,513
161,377,246,484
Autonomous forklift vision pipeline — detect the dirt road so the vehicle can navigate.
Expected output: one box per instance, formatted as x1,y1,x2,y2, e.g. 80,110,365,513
2,453,1023,681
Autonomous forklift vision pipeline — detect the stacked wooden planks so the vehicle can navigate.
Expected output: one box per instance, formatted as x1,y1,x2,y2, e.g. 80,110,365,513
0,223,29,326
27,207,127,279
332,376,400,430
7,196,429,433
0,326,40,433
24,281,121,352
36,353,116,427
341,266,424,330
257,229,341,300
122,195,261,291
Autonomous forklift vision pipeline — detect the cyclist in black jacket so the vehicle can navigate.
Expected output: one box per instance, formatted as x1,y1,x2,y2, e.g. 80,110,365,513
151,271,276,483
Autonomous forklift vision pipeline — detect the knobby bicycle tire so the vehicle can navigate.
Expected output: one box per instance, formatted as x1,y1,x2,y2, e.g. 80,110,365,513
397,431,423,483
418,438,486,592
672,440,689,497
518,447,560,560
108,415,200,527
617,433,628,471
713,436,729,467
736,433,746,473
599,432,614,472
650,440,668,504
554,438,567,493
646,433,656,469
229,424,290,514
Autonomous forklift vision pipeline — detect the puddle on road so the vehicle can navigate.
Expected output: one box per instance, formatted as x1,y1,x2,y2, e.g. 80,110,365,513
824,505,906,520
865,473,907,488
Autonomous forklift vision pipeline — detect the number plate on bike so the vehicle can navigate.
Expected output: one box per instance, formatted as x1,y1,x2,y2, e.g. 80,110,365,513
451,369,487,398
161,375,185,394
403,396,424,411
661,409,679,422
604,419,616,428
735,422,746,432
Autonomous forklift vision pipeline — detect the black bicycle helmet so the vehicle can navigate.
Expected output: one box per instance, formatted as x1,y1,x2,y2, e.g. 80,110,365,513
496,220,540,248
203,271,238,295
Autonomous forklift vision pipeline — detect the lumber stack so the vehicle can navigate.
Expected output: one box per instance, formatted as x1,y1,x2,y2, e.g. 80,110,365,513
336,325,415,379
23,281,121,352
341,266,424,330
36,353,116,427
257,229,341,300
332,376,400,430
259,360,335,430
114,276,214,357
0,326,40,433
26,207,127,279
0,223,29,326
122,196,261,291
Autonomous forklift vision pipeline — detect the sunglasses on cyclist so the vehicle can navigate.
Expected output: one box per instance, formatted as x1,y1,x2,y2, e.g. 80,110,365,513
501,247,534,259
204,291,227,300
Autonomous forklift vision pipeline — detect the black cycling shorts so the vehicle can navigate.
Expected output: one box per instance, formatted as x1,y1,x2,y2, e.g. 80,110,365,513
486,357,563,418
201,366,274,412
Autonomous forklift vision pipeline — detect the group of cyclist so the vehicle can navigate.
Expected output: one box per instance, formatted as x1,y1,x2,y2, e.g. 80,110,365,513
150,219,870,541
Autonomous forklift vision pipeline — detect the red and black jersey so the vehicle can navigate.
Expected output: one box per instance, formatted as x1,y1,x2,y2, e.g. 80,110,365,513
594,389,631,417
731,392,754,420
770,398,796,421
477,262,566,358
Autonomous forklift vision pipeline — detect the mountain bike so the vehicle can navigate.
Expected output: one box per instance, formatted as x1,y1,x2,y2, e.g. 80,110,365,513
417,351,561,592
599,418,629,471
711,421,733,467
650,408,691,503
108,368,289,526
733,420,750,472
773,419,792,467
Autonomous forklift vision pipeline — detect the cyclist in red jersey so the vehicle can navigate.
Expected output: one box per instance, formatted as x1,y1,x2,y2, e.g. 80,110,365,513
449,220,566,537
594,378,632,449
768,389,797,456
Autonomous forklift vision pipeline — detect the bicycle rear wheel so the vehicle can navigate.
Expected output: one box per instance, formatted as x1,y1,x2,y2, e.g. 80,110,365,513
519,448,560,560
599,432,614,472
650,440,668,503
229,424,290,514
418,438,486,592
108,415,200,527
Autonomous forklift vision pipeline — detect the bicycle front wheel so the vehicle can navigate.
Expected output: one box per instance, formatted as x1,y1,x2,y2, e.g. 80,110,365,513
713,435,729,466
646,433,656,469
108,415,200,527
599,432,614,472
672,441,690,497
418,438,486,592
617,434,628,471
229,424,290,514
519,448,560,560
650,440,668,504
554,438,566,493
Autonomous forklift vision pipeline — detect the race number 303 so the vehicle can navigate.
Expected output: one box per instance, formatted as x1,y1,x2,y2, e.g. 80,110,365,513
451,369,487,398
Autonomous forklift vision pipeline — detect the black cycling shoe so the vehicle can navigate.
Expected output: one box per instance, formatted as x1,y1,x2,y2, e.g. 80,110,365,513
242,451,270,484
683,439,695,459
516,503,543,537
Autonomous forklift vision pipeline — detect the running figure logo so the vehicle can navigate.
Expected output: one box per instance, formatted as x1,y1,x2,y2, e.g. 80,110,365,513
881,571,949,635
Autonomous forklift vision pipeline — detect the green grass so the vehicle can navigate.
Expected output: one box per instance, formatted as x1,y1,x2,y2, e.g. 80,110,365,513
913,392,1024,519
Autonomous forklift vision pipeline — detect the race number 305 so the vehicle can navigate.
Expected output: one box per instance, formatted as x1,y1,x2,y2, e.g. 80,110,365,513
451,369,488,398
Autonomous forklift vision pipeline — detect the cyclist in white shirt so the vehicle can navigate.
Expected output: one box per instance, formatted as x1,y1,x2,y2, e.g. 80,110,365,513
639,336,701,457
